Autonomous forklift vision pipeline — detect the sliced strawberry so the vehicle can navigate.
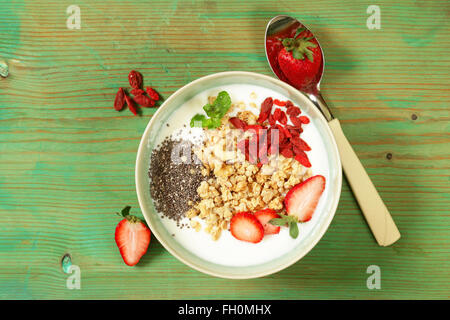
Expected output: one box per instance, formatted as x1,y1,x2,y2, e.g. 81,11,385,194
115,207,151,266
254,209,281,234
230,212,264,243
284,175,326,222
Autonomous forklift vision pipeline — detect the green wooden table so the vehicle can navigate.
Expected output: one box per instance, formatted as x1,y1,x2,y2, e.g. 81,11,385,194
0,0,449,299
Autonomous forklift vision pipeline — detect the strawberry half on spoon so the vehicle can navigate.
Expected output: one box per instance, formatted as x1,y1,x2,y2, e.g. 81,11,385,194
115,206,151,266
277,27,323,91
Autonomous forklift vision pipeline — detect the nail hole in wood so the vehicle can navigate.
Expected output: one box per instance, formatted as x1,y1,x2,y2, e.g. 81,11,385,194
411,114,418,120
61,253,72,274
386,153,393,160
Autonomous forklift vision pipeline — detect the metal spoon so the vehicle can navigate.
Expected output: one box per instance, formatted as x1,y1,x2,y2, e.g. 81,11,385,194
265,15,401,246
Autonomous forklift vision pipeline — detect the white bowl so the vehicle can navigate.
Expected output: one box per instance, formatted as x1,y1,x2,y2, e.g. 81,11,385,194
136,71,342,279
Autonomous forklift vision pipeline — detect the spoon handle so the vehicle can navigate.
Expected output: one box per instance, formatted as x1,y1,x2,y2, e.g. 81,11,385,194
328,118,401,246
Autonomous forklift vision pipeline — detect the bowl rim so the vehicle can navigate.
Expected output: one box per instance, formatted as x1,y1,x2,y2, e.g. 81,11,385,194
135,71,342,279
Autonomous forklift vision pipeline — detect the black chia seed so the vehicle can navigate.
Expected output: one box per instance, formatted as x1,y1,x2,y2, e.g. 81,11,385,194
149,136,208,224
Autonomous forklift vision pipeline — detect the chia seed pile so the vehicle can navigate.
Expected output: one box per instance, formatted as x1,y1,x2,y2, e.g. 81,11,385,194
149,134,207,228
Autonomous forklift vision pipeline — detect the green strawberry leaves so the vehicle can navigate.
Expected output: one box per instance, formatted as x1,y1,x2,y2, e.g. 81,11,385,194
281,27,317,62
116,206,144,224
190,91,232,129
269,213,300,239
117,206,131,218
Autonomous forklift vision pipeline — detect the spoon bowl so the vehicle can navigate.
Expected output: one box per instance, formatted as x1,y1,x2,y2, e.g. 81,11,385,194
265,15,333,121
264,15,401,246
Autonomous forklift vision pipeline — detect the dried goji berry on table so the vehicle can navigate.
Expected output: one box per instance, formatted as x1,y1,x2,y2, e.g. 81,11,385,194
128,70,143,89
124,94,138,115
257,97,273,124
114,87,125,111
130,88,145,96
285,100,294,108
133,94,155,107
146,87,160,101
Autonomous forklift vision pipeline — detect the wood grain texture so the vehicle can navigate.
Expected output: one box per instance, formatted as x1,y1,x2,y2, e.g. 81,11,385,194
0,0,449,299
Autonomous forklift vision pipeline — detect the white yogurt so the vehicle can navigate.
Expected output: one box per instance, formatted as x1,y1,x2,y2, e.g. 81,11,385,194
153,84,330,267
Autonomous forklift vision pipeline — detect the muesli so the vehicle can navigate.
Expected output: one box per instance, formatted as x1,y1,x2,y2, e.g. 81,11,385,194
149,90,325,244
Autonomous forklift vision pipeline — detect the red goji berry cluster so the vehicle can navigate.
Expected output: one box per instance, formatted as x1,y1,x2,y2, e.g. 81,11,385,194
113,70,161,116
229,97,312,168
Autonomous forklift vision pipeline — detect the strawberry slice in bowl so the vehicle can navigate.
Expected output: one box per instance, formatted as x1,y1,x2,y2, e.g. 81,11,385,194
230,212,264,243
285,175,326,222
254,209,281,235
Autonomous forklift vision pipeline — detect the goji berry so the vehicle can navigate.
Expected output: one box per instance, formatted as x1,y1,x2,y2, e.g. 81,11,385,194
114,87,125,111
246,124,263,133
229,117,247,129
280,147,294,158
294,151,311,167
299,116,310,124
289,115,303,128
124,94,138,116
128,70,143,89
130,88,145,96
291,136,311,151
279,111,288,125
286,106,301,117
146,87,159,101
273,99,286,107
285,100,294,108
268,114,276,126
134,94,155,107
257,97,273,123
273,108,282,121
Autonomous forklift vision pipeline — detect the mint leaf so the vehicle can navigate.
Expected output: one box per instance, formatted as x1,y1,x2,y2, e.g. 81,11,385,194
289,221,299,239
190,114,207,127
269,213,299,239
269,218,287,226
190,91,231,129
